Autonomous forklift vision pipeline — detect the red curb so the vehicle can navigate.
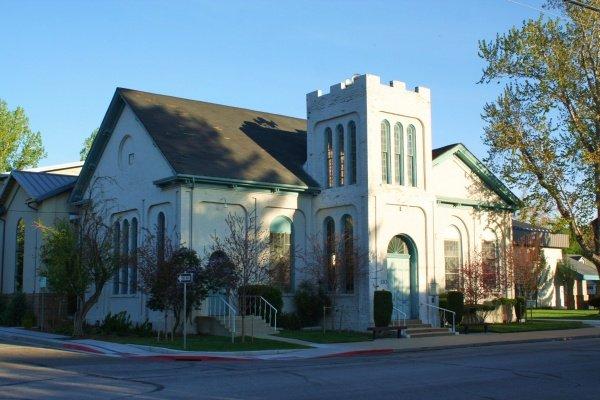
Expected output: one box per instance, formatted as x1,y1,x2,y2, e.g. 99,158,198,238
129,354,250,362
320,349,395,358
63,343,105,354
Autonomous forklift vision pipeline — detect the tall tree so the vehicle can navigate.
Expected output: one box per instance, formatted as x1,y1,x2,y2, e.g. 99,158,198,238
0,100,45,171
479,0,600,278
38,178,118,336
79,128,98,161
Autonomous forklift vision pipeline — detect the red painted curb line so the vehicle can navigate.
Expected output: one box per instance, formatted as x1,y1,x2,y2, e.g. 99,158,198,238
63,343,105,354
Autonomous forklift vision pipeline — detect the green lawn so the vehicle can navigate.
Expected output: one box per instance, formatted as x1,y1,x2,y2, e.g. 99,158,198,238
529,309,600,320
91,334,311,352
277,330,372,343
462,320,585,333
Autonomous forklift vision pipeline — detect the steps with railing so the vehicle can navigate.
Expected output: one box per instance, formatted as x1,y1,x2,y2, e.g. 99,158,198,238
206,294,237,342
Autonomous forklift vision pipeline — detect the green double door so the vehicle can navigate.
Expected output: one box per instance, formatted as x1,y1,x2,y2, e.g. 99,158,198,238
386,254,411,319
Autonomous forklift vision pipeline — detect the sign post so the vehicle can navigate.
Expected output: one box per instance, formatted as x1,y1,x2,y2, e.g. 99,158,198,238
178,273,193,350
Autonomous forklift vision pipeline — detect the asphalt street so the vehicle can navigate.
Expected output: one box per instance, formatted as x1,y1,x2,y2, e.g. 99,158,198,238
0,338,598,399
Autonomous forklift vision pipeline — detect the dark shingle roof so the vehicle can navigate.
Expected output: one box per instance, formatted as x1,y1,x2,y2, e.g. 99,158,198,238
432,143,460,160
0,170,77,206
118,88,317,188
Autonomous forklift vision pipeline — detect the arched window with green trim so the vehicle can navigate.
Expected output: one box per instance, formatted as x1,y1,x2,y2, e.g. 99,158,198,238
394,122,404,185
112,220,120,295
342,214,354,293
269,216,293,292
157,212,166,262
337,124,345,186
15,219,25,292
130,217,138,294
348,121,357,184
121,219,129,294
324,217,335,291
325,128,333,188
407,124,417,187
381,120,391,184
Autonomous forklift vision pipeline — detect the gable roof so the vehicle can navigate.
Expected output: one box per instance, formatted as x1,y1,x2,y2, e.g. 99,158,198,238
0,170,77,210
71,88,318,202
432,143,521,210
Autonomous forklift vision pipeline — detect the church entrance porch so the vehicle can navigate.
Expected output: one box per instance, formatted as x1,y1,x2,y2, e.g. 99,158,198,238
386,235,419,320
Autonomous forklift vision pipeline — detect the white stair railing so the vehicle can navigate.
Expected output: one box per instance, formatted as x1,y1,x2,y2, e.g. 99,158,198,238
243,295,278,332
421,302,456,334
207,294,237,343
392,306,407,327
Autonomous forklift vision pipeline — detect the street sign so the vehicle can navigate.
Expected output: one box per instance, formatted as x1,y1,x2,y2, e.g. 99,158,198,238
178,273,193,283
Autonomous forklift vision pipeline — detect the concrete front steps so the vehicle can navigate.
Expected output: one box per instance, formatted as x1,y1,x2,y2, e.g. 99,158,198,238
403,319,455,338
196,315,278,337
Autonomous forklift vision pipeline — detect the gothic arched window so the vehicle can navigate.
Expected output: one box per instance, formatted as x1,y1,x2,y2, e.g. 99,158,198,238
325,128,333,188
269,216,293,292
407,124,417,187
348,121,357,184
337,124,345,186
342,214,354,293
394,123,404,185
381,120,391,184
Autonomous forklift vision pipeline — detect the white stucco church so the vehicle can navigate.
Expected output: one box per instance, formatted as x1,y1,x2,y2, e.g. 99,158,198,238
1,74,522,331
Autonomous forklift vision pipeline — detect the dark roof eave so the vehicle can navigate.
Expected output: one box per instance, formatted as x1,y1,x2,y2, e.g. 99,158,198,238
154,174,321,195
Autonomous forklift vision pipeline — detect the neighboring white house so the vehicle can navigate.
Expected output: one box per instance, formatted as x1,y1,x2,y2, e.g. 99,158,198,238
2,74,521,331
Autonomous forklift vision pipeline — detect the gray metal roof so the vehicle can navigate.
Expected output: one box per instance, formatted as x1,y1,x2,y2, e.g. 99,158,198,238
566,255,599,281
0,170,77,206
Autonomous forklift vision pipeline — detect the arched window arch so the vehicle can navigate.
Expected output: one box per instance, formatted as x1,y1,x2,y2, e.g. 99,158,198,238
482,229,499,289
394,123,404,185
157,212,166,262
269,216,293,292
112,220,121,295
341,214,354,293
443,226,462,291
348,121,357,184
381,120,391,184
407,124,417,187
324,217,335,291
130,218,138,294
325,128,333,188
121,219,130,294
15,219,25,292
337,124,345,186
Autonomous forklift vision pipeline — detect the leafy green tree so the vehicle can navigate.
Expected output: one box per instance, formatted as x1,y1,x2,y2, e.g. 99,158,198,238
479,0,600,277
79,128,98,161
38,179,119,336
0,100,45,171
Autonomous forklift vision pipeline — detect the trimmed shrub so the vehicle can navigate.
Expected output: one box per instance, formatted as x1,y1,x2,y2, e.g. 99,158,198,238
22,310,36,329
131,319,153,337
373,290,393,327
99,311,132,336
278,312,303,330
2,292,28,326
588,296,600,310
514,296,526,321
294,281,330,327
446,291,464,325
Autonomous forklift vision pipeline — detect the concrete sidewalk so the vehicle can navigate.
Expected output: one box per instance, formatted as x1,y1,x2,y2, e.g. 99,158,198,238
1,325,599,361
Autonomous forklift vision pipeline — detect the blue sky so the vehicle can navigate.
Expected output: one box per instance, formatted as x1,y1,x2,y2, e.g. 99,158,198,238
0,0,549,166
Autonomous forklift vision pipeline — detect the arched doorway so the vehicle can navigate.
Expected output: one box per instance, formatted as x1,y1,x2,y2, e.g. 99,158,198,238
386,235,419,319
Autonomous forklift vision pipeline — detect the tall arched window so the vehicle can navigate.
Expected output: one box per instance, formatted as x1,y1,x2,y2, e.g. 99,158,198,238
348,121,357,184
407,124,417,187
324,217,335,291
337,124,345,186
394,123,404,185
325,128,333,188
482,230,499,289
269,216,293,292
112,221,121,295
443,226,462,291
342,215,354,293
157,212,166,262
15,219,25,292
381,120,391,184
121,219,129,294
130,218,138,294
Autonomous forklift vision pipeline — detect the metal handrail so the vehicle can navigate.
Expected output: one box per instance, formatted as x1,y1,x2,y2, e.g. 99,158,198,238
421,302,456,334
207,294,237,343
392,306,407,327
244,295,278,332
